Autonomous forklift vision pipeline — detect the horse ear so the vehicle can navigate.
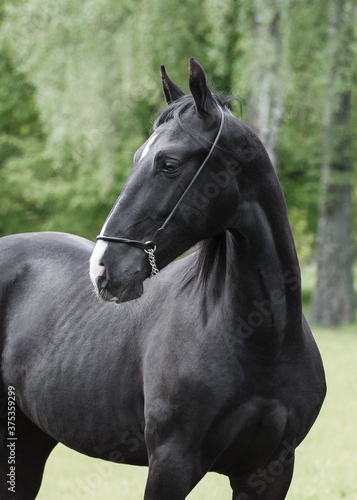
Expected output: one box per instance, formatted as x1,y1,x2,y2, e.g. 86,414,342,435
160,64,185,105
189,58,215,116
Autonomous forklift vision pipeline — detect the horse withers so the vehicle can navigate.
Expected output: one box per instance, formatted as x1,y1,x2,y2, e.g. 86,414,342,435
0,59,326,499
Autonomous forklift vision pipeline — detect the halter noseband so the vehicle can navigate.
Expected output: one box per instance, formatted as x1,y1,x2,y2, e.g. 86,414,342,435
96,106,225,276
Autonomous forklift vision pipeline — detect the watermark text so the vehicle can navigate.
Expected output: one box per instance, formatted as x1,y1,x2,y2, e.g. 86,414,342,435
7,386,16,494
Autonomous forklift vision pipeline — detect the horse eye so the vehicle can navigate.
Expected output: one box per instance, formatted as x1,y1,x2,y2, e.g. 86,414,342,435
162,163,179,174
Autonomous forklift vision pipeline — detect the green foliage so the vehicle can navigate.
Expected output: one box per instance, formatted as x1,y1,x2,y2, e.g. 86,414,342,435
0,35,48,235
0,0,355,254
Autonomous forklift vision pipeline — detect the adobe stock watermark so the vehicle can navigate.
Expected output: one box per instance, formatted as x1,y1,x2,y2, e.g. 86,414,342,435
5,0,63,46
15,0,62,40
7,386,17,494
62,397,179,499
223,266,300,351
315,241,339,265
70,118,116,165
62,427,144,500
178,136,257,226
235,439,296,499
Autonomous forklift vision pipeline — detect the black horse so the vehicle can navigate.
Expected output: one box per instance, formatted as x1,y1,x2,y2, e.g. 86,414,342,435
0,59,325,499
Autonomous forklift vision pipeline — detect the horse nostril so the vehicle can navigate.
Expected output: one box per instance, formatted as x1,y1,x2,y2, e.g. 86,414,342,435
98,265,106,277
96,272,110,301
96,267,107,291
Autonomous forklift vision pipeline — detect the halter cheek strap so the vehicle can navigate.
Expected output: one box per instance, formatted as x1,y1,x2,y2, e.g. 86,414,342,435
96,106,225,277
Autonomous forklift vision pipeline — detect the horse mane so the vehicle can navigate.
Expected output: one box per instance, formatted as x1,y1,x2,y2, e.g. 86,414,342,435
195,232,238,295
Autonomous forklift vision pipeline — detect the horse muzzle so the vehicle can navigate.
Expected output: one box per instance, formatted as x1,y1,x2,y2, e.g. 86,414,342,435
96,270,144,303
90,240,148,303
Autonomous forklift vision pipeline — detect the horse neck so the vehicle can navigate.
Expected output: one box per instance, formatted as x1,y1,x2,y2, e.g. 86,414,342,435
202,167,302,355
237,168,303,345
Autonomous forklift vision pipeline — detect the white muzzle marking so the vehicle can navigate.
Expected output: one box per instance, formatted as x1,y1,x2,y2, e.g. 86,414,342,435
89,240,108,288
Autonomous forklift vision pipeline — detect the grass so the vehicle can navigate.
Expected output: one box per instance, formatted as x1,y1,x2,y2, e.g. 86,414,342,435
37,325,357,500
288,326,357,500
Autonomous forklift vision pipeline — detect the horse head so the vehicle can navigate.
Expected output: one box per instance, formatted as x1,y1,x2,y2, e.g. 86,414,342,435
90,58,267,303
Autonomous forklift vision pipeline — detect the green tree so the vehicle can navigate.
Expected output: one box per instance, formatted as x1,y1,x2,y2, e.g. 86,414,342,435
0,0,141,238
1,0,355,285
0,0,49,235
310,0,356,326
277,0,328,253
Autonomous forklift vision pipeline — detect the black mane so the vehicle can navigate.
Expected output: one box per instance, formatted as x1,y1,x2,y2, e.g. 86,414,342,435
196,233,235,294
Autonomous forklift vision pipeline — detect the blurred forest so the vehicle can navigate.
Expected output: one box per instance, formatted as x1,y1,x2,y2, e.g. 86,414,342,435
0,0,356,325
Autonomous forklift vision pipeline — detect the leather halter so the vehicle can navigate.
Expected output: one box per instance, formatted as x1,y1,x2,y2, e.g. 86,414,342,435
96,106,225,276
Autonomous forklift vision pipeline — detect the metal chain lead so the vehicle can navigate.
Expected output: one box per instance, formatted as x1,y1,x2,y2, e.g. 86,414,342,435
144,247,159,276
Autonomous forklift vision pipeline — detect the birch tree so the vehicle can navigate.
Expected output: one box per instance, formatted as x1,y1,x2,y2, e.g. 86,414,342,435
310,0,356,326
248,0,286,171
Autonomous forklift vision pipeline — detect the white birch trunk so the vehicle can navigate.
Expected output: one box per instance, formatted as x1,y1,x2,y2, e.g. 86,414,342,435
248,0,285,171
310,0,356,326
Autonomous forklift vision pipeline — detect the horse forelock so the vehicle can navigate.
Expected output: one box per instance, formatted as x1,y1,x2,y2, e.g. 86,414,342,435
153,92,236,147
